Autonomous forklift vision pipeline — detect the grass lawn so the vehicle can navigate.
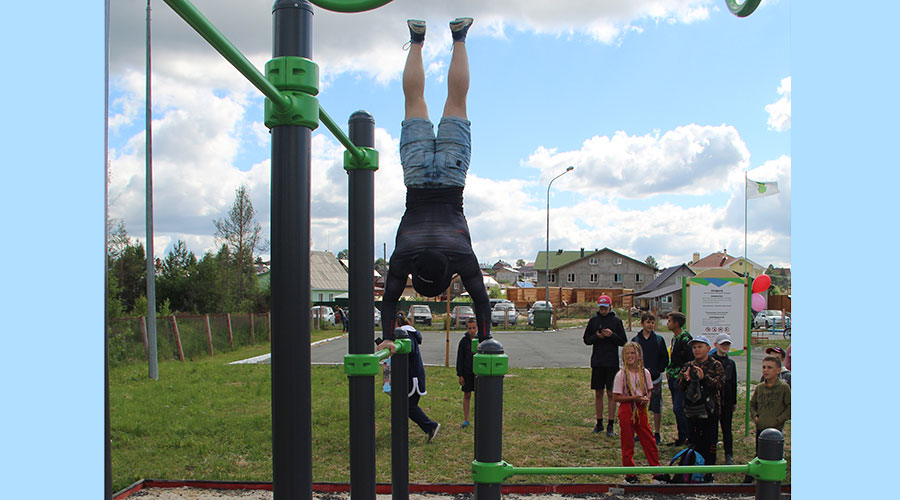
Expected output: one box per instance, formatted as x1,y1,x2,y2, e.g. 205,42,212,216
110,343,790,491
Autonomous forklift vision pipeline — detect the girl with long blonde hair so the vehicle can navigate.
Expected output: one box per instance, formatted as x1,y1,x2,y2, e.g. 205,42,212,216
612,342,664,483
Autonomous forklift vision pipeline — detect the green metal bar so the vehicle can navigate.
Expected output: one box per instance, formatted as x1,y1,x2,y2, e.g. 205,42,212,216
320,107,365,161
163,0,290,110
511,465,749,476
309,0,393,13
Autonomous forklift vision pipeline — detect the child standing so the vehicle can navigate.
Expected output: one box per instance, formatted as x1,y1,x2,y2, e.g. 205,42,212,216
396,313,441,442
745,354,791,482
613,342,665,484
664,312,693,446
631,312,669,444
456,318,478,428
711,333,738,465
677,335,724,482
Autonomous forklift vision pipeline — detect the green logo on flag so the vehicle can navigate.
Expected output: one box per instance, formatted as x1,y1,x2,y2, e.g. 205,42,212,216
757,183,767,194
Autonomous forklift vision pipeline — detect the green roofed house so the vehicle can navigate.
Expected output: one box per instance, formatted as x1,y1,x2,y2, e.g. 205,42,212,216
310,250,349,302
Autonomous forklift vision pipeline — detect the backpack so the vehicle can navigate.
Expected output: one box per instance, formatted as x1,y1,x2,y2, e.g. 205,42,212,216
667,447,706,483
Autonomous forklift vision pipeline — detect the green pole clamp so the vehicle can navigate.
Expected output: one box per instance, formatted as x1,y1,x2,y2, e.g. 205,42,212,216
471,338,478,353
746,457,788,482
393,338,411,355
343,147,379,171
263,56,320,129
473,352,508,376
472,460,513,484
726,0,761,17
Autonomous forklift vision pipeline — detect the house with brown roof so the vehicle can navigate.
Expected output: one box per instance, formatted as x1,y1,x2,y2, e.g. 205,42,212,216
688,250,764,278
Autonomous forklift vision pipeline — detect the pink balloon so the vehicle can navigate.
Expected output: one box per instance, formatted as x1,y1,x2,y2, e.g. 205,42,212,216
752,274,772,294
751,293,766,312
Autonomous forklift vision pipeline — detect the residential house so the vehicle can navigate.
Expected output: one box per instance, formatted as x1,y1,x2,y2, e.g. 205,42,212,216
534,248,657,290
494,265,519,284
517,262,537,283
311,250,349,302
688,250,764,278
630,264,696,316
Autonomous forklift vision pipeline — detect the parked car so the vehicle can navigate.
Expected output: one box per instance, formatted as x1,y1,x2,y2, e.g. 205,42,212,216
754,309,791,329
450,305,476,325
527,301,553,325
491,302,518,326
408,304,433,326
489,298,513,309
374,306,381,327
311,305,336,325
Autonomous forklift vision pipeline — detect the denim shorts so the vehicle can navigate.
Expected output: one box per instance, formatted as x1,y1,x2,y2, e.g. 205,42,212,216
399,116,471,188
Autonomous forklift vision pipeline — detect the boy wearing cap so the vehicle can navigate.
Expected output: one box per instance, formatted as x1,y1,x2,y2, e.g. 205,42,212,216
760,347,791,387
583,295,628,436
677,335,725,480
380,18,493,346
711,333,738,465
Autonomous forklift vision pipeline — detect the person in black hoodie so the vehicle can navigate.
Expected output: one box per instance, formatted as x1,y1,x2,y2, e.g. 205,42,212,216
583,294,628,436
632,312,669,444
455,318,478,428
711,333,738,465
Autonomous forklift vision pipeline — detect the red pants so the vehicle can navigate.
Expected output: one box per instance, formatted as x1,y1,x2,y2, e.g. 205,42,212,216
618,402,660,467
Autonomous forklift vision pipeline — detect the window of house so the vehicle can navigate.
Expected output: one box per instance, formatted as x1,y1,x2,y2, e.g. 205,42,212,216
661,295,672,304
328,293,334,301
318,293,324,301
615,257,623,265
549,273,556,283
567,273,576,283
589,257,598,265
636,274,643,283
589,273,598,283
614,273,623,283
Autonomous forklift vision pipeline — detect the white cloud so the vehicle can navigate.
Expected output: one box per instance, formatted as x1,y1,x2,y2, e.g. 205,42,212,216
524,124,751,198
765,76,791,131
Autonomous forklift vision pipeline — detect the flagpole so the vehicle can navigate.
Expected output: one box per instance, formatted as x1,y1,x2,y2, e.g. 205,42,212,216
744,171,750,436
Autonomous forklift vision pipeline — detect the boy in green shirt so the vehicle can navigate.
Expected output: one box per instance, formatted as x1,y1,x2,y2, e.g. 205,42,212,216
744,354,791,482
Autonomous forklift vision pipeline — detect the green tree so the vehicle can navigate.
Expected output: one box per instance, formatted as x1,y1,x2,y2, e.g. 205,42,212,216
516,259,525,267
337,249,349,260
214,185,268,310
374,257,388,273
645,255,659,271
157,240,199,313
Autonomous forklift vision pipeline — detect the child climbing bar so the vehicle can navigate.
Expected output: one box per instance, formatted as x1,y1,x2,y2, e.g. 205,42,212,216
379,17,492,348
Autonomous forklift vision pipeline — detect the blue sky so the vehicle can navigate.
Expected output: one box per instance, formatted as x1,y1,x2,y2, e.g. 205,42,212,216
107,0,791,270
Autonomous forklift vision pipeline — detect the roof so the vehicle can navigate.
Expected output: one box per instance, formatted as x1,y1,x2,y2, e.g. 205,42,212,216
634,283,683,299
638,264,694,293
533,248,648,271
310,251,348,291
690,251,738,269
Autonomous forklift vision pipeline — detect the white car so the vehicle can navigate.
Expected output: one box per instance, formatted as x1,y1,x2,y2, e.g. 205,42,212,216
311,305,336,325
408,304,433,326
491,302,518,326
374,306,381,327
754,310,790,329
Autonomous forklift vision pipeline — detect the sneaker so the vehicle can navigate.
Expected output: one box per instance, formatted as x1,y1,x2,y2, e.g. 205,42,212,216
427,422,440,443
725,454,734,465
743,475,755,484
624,475,639,484
407,19,426,44
592,422,603,434
652,474,670,484
654,432,661,445
449,17,474,42
606,422,615,437
460,420,470,429
702,473,714,483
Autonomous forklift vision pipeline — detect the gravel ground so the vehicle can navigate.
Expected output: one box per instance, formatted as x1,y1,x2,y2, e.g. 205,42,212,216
127,487,763,500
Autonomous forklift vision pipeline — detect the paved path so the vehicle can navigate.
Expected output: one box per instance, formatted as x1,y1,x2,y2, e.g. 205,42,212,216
308,326,775,383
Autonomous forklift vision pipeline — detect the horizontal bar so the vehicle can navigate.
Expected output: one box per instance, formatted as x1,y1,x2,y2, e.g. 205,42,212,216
163,0,290,110
375,348,391,362
319,107,364,161
510,465,749,476
309,0,393,13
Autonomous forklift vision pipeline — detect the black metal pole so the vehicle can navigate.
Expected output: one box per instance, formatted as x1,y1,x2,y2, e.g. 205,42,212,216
348,110,376,500
270,2,313,500
756,429,785,500
390,328,410,500
474,339,505,500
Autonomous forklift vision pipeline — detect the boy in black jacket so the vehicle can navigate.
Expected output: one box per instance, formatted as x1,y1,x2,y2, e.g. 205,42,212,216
712,333,738,465
632,312,669,444
583,295,627,436
456,318,477,428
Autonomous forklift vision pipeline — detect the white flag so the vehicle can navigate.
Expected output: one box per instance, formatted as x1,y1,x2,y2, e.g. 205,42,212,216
747,179,779,199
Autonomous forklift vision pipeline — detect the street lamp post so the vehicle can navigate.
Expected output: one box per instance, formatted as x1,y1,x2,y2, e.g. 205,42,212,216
545,166,574,312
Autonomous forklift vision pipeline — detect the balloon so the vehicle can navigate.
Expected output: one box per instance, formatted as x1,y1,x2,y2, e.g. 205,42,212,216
752,274,771,294
751,293,766,312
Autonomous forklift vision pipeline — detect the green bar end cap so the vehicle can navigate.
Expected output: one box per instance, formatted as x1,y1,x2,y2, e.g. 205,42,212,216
264,92,319,129
393,338,411,355
344,353,381,376
265,57,319,95
472,460,512,484
343,147,379,171
746,457,788,482
473,353,508,376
